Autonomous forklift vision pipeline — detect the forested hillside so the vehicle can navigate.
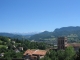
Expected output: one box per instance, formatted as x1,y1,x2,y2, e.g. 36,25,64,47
0,36,49,60
30,26,80,42
1,26,80,43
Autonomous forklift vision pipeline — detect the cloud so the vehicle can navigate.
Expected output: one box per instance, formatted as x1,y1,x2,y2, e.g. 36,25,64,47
40,30,46,32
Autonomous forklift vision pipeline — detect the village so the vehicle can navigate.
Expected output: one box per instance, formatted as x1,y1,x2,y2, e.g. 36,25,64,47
0,36,80,60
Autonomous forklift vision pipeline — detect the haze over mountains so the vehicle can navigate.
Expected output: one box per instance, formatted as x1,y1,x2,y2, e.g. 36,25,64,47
0,32,39,39
0,26,80,40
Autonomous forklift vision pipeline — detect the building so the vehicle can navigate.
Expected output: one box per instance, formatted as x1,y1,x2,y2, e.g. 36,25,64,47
13,45,16,48
14,49,20,53
12,41,15,44
0,53,4,57
23,49,47,60
19,47,23,51
57,37,80,52
57,37,67,50
66,43,80,52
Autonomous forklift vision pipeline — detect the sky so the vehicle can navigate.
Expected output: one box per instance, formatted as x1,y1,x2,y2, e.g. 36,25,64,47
0,0,80,33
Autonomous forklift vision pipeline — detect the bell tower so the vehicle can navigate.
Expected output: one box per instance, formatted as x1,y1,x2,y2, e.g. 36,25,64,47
58,37,67,50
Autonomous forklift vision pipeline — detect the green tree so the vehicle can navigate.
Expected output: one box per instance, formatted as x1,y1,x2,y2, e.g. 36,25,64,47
64,46,76,60
76,48,80,60
57,50,65,60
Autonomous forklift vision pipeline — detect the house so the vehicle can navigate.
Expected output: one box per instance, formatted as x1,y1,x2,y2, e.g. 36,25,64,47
13,45,16,48
14,49,20,53
12,41,15,44
23,49,47,60
66,43,80,52
0,53,4,57
19,47,23,51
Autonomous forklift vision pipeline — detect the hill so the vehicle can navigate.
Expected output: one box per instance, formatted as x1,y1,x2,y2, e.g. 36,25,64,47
0,33,32,39
53,26,80,37
29,31,52,40
1,26,80,42
30,26,80,41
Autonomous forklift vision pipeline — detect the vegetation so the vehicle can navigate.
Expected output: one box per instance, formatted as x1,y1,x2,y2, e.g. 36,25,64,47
1,27,80,43
0,36,80,60
0,36,48,60
41,46,76,60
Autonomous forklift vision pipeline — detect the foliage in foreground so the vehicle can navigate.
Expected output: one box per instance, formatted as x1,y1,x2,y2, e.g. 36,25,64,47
41,46,76,60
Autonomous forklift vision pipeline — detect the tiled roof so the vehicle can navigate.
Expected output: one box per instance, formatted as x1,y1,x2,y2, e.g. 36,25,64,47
23,49,47,56
65,44,69,47
65,43,80,47
70,43,80,47
33,50,47,55
23,49,35,55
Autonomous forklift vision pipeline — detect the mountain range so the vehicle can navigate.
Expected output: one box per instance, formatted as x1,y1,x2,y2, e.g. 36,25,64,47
0,32,38,39
29,26,80,40
0,26,80,40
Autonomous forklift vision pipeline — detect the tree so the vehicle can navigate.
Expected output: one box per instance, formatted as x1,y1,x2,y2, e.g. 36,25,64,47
57,50,65,60
76,48,80,60
64,46,76,60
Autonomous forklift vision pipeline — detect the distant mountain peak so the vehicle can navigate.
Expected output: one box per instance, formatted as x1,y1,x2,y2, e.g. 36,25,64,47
29,26,80,40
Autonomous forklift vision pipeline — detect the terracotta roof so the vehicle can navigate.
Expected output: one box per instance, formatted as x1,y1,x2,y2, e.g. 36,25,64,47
65,44,70,47
23,49,35,55
70,43,80,47
23,49,47,56
65,43,80,47
33,50,47,55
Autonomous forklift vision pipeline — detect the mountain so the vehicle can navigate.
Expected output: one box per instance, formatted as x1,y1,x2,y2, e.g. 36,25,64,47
53,26,80,37
30,26,80,40
0,32,36,39
0,33,23,39
12,32,39,35
29,31,52,40
1,26,80,40
0,33,15,37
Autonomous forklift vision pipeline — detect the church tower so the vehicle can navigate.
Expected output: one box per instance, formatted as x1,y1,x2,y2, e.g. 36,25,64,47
58,37,67,50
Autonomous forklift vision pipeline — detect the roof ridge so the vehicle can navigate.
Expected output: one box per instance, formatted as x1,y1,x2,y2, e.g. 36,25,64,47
33,50,39,54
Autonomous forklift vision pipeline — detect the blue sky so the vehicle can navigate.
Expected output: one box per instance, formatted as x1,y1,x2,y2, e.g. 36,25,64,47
0,0,80,33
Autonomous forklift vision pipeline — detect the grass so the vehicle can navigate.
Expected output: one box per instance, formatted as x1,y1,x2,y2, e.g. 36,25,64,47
0,40,3,43
0,45,7,48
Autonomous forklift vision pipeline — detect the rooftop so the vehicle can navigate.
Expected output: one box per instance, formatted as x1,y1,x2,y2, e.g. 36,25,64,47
23,49,47,56
65,43,80,48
